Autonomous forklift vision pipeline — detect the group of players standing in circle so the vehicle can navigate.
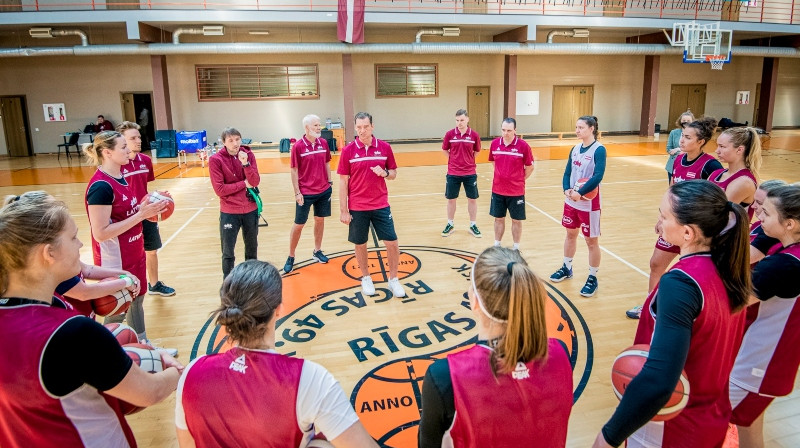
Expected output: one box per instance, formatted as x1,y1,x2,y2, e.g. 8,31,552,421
1,108,799,448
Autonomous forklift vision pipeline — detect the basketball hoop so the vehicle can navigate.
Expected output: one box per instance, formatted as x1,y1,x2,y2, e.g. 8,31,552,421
707,55,726,70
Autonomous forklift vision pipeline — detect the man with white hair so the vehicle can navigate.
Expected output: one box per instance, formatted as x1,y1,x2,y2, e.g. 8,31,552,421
284,114,333,273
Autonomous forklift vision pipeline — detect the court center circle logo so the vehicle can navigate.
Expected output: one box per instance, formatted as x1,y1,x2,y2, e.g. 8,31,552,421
192,246,593,447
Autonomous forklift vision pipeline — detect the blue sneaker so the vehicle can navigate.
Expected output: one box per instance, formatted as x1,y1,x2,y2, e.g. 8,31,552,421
312,250,329,264
148,281,175,297
283,256,295,273
626,305,643,319
580,275,599,297
549,264,573,283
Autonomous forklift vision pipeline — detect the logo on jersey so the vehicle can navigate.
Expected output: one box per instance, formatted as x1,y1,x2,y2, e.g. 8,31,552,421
512,362,530,380
229,354,248,374
122,194,128,201
687,172,697,179
191,246,592,446
573,160,583,167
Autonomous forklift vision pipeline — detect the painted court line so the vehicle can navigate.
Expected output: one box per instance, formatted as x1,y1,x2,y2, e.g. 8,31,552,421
159,208,204,252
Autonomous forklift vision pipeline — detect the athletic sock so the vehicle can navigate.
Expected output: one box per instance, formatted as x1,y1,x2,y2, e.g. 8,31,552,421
470,221,477,226
512,243,520,250
494,240,501,247
448,220,454,225
589,266,599,277
564,257,574,270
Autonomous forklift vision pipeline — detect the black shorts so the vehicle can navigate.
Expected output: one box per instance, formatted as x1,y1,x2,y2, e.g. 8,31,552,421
349,207,397,245
295,187,332,225
489,193,526,220
142,219,162,251
445,174,479,200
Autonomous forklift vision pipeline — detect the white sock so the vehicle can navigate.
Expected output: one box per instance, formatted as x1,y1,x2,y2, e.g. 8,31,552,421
494,240,501,247
589,266,599,277
448,220,454,225
564,257,573,270
470,221,477,226
512,243,520,250
362,275,371,281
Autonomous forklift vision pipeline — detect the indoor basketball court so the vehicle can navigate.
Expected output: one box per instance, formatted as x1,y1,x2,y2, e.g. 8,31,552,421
1,129,799,447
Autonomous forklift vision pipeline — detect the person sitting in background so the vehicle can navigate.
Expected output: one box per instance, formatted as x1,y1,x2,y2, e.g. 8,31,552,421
94,115,114,132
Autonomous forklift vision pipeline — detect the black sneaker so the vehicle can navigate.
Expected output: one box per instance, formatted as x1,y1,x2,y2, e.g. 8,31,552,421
626,305,643,319
148,281,176,296
549,264,573,283
441,223,454,237
284,256,295,273
580,275,599,297
312,250,329,264
469,224,482,238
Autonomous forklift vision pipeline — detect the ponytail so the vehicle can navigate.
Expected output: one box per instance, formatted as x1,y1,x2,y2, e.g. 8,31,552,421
83,131,122,166
710,201,751,312
720,127,762,178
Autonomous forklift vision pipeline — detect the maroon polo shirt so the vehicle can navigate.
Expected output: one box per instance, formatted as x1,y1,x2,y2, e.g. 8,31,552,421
442,127,481,176
336,137,397,211
488,136,533,197
291,135,332,196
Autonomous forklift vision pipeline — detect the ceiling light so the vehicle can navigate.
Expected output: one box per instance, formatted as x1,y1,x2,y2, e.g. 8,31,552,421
248,30,270,35
29,27,53,38
572,28,590,38
202,26,224,36
442,27,460,37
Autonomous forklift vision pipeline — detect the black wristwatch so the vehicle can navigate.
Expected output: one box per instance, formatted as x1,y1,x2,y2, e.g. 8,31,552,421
384,169,390,177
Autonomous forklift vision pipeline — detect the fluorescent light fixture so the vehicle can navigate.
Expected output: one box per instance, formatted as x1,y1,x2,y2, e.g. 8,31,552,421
202,26,224,36
442,27,460,37
29,27,53,38
572,28,590,38
248,30,270,35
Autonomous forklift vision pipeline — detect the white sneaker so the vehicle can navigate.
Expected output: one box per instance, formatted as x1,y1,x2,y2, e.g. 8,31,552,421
141,338,179,358
388,278,406,298
361,276,376,296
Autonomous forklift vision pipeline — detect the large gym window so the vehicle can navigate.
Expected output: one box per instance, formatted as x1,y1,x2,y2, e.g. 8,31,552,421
196,64,319,101
375,64,438,98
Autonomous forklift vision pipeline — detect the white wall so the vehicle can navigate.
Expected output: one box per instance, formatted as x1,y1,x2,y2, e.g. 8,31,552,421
775,58,800,127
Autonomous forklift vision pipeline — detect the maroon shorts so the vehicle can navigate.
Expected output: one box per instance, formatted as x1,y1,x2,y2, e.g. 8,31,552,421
561,203,600,238
730,387,775,426
654,235,681,254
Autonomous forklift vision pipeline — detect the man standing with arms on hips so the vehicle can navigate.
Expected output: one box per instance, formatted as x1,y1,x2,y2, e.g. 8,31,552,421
118,121,176,296
209,127,261,279
441,109,482,238
489,118,534,251
284,114,333,273
337,112,406,298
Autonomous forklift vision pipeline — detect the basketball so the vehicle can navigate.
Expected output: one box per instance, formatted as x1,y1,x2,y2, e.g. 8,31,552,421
574,177,598,200
119,343,166,414
145,190,175,222
104,323,138,346
91,280,133,317
611,344,690,421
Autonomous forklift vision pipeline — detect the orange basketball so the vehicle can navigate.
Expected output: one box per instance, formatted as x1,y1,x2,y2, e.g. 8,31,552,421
611,344,690,421
145,190,175,222
91,280,133,317
104,323,138,346
119,343,166,414
574,177,598,200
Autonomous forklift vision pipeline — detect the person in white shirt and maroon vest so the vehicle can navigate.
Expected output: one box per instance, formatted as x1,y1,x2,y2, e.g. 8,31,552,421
441,109,482,238
284,114,333,274
488,117,534,251
0,192,182,448
208,127,261,279
84,131,177,355
175,260,378,448
730,184,800,448
593,180,750,448
550,116,607,297
118,121,176,297
418,246,573,447
337,112,406,299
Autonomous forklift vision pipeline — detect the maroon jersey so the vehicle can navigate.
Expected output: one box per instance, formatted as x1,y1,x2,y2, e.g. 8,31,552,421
56,273,95,319
671,153,717,183
85,170,146,288
447,340,573,447
709,168,758,219
291,135,332,196
336,137,397,211
488,136,533,197
121,153,154,201
181,349,305,447
731,243,800,397
635,254,745,447
442,127,481,176
0,302,134,447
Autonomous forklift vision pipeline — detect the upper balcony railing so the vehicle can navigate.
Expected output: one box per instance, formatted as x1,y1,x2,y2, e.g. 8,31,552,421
2,0,799,25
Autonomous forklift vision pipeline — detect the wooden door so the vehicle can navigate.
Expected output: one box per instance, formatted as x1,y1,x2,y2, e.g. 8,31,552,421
121,93,136,122
0,97,31,157
467,86,490,138
753,83,761,126
552,86,594,133
668,84,706,127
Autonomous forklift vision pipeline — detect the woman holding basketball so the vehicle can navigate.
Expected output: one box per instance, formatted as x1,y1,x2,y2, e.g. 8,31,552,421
419,246,573,447
175,260,377,448
628,117,722,319
0,192,181,447
84,131,175,354
593,180,749,448
710,126,762,219
730,185,800,448
549,116,606,297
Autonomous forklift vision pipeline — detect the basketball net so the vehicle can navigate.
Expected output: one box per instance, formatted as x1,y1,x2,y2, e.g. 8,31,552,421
707,55,725,70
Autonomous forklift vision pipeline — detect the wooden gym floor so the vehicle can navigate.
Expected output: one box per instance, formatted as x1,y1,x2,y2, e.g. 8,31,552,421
1,131,799,447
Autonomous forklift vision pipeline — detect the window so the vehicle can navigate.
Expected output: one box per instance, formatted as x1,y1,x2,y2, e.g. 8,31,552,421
196,64,319,101
375,64,438,98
